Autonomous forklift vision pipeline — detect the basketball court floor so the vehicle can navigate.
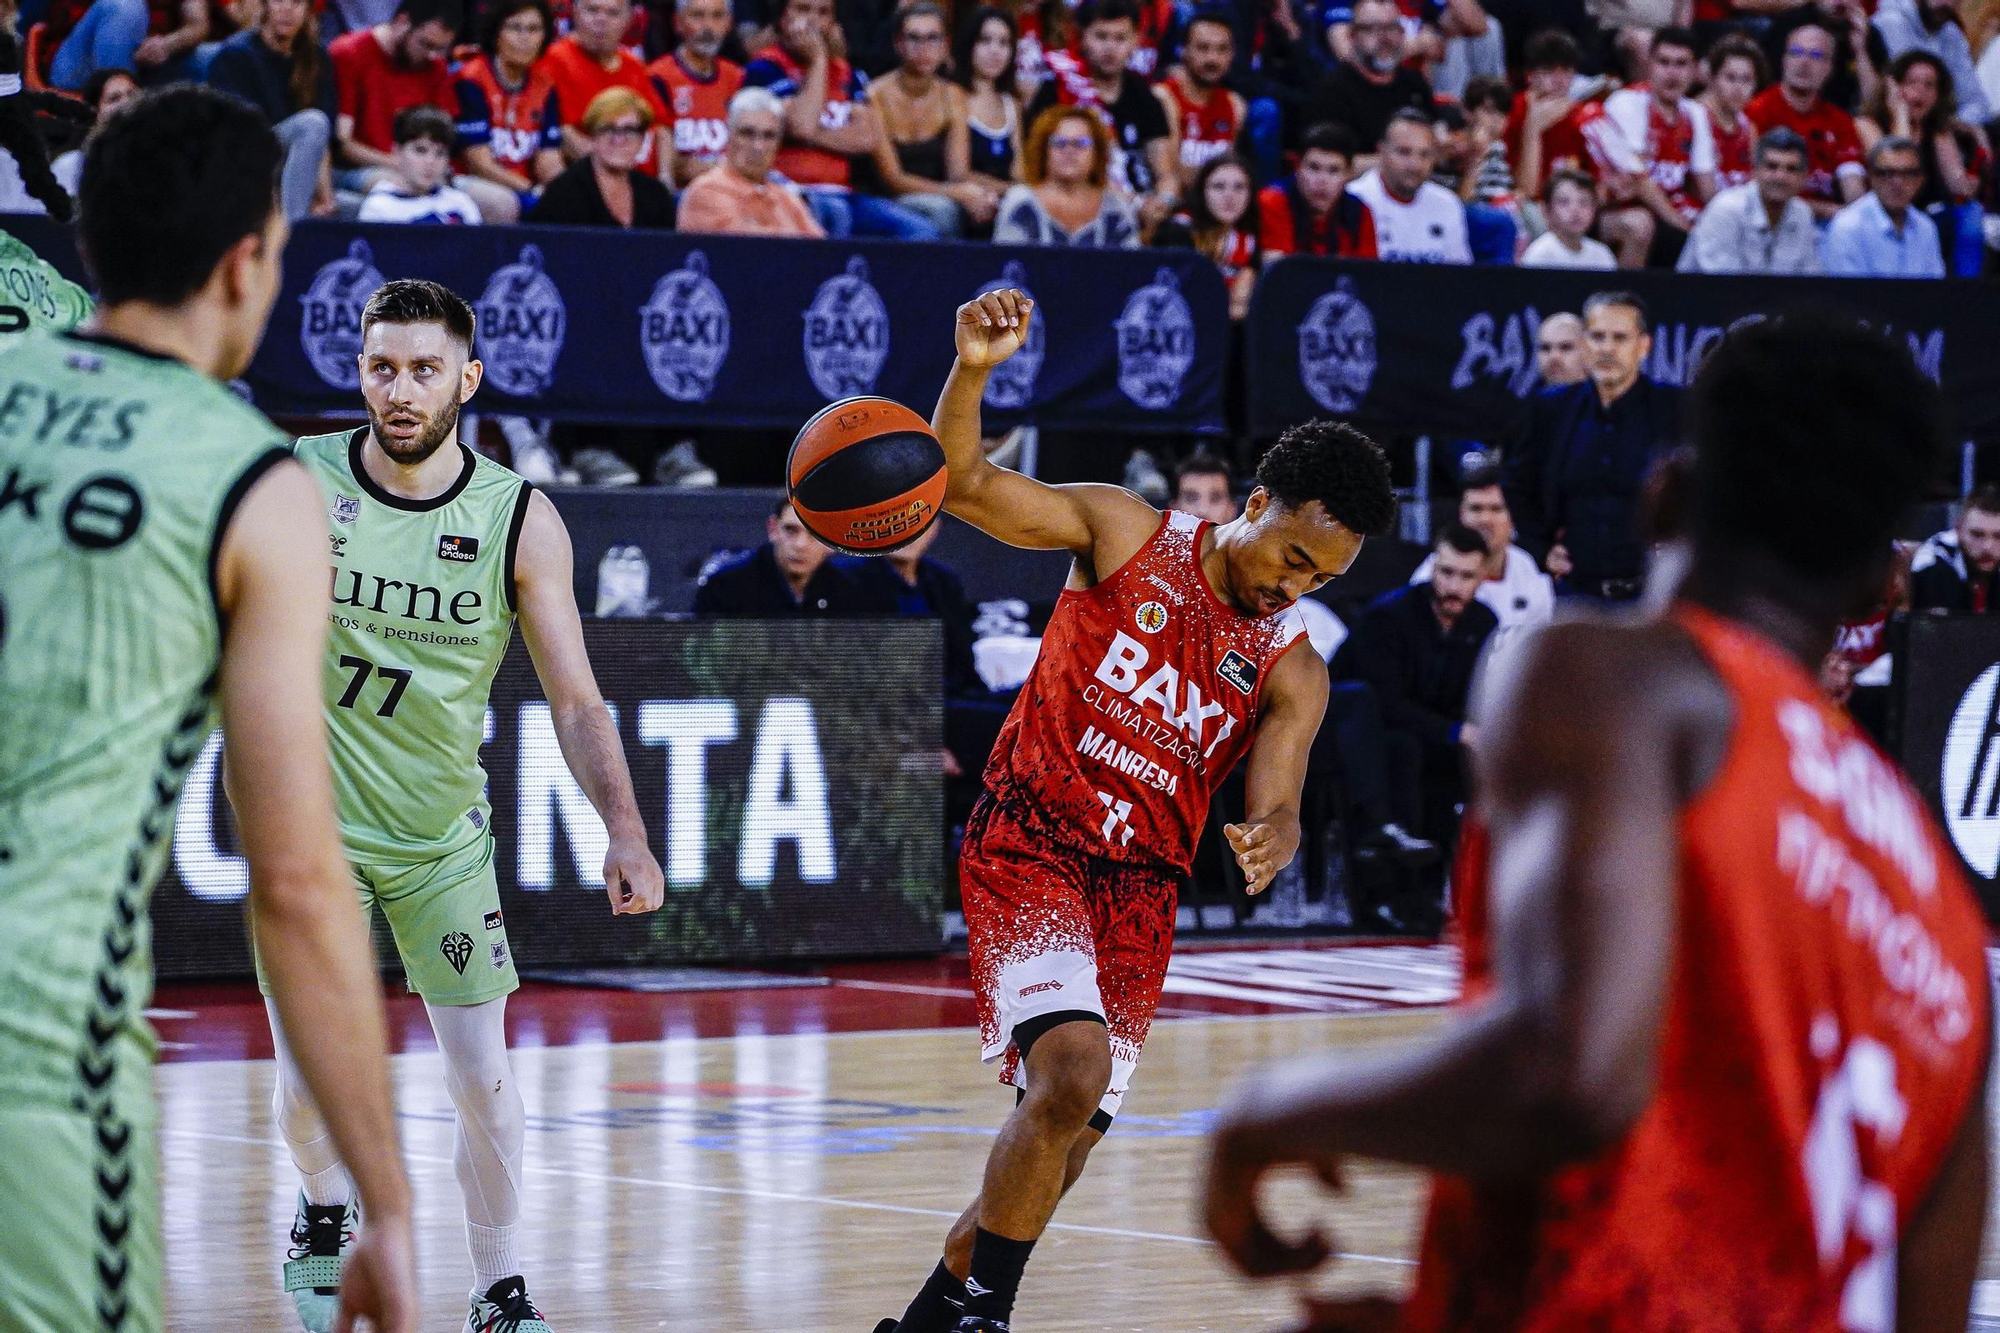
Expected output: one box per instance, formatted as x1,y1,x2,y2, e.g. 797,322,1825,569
150,941,2000,1331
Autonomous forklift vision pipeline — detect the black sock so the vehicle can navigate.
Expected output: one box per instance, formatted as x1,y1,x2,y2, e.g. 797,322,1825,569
895,1258,968,1333
962,1227,1036,1326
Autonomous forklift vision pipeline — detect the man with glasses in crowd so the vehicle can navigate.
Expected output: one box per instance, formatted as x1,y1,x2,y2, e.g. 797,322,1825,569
1824,135,1947,275
1744,20,1866,219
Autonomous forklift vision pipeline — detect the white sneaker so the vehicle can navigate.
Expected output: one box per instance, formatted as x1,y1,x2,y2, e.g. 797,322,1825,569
282,1193,357,1333
466,1276,554,1332
500,419,562,487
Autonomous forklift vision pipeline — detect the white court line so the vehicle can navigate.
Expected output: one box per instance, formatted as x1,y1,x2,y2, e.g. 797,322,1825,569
161,1125,1416,1270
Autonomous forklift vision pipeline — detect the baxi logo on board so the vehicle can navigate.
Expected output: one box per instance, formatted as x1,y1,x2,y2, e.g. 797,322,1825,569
299,239,385,390
803,256,889,399
1942,663,2000,878
477,245,565,398
640,250,730,403
1114,268,1193,410
977,261,1044,410
1298,277,1377,413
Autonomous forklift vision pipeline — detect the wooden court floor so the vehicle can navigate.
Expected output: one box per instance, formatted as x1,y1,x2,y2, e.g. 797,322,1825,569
156,1009,1440,1331
149,948,2000,1332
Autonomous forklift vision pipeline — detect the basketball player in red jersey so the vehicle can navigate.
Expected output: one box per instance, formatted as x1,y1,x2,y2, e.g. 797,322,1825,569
876,289,1398,1333
1200,317,1991,1331
1156,11,1245,195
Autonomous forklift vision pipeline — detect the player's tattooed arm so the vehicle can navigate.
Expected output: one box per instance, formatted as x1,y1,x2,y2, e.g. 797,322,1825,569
1226,641,1328,896
934,288,1159,574
513,489,667,916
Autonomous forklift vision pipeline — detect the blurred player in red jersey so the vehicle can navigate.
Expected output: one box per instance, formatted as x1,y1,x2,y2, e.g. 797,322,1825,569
876,290,1399,1333
1201,316,1991,1332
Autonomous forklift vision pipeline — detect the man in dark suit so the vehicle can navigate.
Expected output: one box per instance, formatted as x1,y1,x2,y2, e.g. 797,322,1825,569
1331,523,1497,929
692,499,888,617
1505,290,1680,603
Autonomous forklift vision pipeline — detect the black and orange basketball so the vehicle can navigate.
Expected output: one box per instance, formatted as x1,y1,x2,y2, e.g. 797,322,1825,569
787,396,947,555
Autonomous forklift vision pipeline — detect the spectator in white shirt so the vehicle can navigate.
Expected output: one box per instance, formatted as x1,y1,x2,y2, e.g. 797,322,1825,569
1677,127,1821,274
1411,464,1555,629
1824,135,1948,276
1522,169,1618,269
1347,109,1472,263
357,105,482,223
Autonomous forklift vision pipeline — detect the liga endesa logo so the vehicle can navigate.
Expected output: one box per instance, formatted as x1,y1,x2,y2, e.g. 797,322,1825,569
1941,662,2000,877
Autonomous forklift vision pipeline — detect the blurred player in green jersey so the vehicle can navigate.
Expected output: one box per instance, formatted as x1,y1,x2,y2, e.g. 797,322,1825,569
253,279,665,1333
0,87,415,1333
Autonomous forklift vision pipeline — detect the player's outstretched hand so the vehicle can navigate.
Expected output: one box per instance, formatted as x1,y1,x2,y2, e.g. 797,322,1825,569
955,289,1033,369
334,1209,418,1333
1225,821,1295,895
1201,1113,1344,1281
605,830,666,915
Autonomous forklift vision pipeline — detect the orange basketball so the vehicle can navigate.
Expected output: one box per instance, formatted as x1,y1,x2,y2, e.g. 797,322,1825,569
787,396,947,555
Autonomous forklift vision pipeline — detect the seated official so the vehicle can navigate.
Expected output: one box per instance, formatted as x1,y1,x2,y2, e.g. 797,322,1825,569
692,500,887,617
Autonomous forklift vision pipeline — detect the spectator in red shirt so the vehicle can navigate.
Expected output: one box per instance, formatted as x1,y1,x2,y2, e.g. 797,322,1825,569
1586,28,1716,268
1701,33,1767,191
544,0,674,178
1504,28,1591,198
650,0,745,186
1744,20,1867,217
454,0,565,203
49,0,207,90
1256,121,1379,257
330,0,522,220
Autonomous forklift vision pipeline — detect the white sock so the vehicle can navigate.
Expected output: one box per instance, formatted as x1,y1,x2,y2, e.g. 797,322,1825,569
302,1163,352,1208
466,1221,521,1295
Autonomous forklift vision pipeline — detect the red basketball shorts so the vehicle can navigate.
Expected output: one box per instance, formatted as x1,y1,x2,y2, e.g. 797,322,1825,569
962,794,1181,1123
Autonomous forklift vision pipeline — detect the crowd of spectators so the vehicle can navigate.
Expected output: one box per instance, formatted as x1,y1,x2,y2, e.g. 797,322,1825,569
7,0,1994,268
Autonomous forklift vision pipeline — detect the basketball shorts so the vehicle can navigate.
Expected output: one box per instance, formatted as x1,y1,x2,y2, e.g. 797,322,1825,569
0,1093,162,1333
255,833,519,1007
962,794,1182,1127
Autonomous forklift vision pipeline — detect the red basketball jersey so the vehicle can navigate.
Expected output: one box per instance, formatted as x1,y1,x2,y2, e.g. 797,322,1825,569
650,52,745,171
1162,75,1239,172
1745,87,1864,203
982,511,1309,873
1712,108,1755,189
454,55,560,176
1406,604,1990,1333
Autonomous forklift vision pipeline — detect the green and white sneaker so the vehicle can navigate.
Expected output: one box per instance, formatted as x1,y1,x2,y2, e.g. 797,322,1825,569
466,1276,554,1333
282,1193,357,1333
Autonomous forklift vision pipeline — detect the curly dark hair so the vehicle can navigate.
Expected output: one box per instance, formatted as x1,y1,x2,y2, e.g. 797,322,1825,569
1254,420,1397,537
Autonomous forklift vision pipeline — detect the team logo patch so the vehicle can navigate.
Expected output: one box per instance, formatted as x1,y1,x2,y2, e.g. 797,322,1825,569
484,910,504,931
441,931,474,975
332,494,361,525
1135,601,1168,634
490,941,510,970
466,808,485,830
1216,649,1258,696
439,534,480,562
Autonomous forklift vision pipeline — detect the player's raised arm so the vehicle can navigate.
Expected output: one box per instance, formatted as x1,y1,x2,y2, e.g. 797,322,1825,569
215,460,417,1333
934,289,1157,561
513,489,666,917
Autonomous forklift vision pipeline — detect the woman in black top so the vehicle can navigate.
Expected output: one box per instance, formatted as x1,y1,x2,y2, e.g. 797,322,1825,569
863,1,994,236
527,86,676,229
953,6,1022,194
203,0,335,218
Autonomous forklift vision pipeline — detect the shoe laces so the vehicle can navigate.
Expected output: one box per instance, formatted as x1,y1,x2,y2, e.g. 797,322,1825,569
286,1205,353,1261
479,1278,543,1333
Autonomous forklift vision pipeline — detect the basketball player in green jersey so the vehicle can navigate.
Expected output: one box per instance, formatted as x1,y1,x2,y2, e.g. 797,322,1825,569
0,88,417,1333
251,279,666,1333
0,228,93,352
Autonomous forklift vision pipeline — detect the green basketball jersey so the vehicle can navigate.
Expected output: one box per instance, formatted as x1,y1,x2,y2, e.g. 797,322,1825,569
0,230,95,354
0,330,290,1103
294,429,532,865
